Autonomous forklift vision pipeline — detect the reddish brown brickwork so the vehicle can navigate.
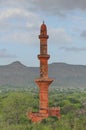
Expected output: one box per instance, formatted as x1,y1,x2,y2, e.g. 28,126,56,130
27,22,60,122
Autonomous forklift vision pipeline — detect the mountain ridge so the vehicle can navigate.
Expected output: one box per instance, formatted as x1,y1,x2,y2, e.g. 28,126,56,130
0,61,86,88
1,61,86,67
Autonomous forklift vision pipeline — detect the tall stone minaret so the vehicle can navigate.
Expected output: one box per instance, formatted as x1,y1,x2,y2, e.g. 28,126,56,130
35,22,53,114
28,22,60,122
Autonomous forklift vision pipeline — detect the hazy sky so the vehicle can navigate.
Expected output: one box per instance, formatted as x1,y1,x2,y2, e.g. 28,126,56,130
0,0,86,66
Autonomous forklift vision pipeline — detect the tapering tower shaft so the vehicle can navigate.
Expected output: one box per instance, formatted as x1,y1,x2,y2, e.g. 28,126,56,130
28,22,60,122
35,22,53,114
38,22,49,78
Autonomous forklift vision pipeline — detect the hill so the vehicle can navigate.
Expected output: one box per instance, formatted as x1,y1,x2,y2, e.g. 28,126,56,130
0,61,86,89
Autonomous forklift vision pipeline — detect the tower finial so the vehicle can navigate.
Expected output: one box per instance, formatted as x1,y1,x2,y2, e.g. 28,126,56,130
43,20,44,24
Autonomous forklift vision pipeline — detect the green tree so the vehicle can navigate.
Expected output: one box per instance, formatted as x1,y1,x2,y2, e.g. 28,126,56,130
2,92,34,124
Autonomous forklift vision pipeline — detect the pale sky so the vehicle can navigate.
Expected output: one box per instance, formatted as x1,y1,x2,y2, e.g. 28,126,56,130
0,0,86,66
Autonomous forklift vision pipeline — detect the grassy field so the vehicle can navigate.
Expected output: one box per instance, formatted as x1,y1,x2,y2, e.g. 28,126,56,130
0,87,86,130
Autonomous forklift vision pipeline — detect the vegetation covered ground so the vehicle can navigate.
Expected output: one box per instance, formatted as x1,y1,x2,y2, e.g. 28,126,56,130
0,87,86,130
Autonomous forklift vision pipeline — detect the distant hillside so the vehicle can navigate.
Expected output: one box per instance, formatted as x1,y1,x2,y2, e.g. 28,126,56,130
49,63,86,88
0,61,86,88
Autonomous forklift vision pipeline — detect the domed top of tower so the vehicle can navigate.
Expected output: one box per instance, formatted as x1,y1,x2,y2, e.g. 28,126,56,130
41,21,47,30
40,21,47,35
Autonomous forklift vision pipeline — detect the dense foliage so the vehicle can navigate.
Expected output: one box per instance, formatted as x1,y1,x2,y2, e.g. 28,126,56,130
0,88,86,130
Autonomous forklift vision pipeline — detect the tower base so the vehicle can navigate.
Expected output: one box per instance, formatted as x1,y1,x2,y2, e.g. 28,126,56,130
27,78,60,122
28,107,60,122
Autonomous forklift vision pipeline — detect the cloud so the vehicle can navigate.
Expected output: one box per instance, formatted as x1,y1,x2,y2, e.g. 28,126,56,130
0,7,41,30
49,28,72,44
0,0,33,9
0,27,72,45
0,8,41,44
0,30,39,45
0,49,16,58
30,0,86,16
0,1,83,46
39,0,86,10
0,8,40,23
1,0,86,16
80,30,86,38
60,46,86,52
0,7,41,32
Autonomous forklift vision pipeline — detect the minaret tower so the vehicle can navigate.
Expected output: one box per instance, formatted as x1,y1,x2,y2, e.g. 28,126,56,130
28,22,60,122
35,22,53,115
